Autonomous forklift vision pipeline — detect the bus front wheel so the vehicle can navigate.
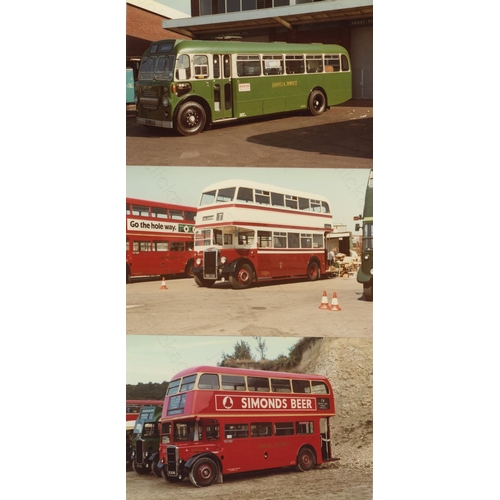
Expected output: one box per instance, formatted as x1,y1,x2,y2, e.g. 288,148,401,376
308,90,326,116
229,263,253,289
152,457,162,478
297,447,316,472
189,457,219,487
176,102,206,136
194,275,216,288
132,460,150,475
162,468,185,483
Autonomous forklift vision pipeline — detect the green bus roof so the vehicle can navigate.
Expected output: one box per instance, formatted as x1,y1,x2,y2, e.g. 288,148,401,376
148,39,349,56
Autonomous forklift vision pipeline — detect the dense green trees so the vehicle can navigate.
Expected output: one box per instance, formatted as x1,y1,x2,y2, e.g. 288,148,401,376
126,381,169,400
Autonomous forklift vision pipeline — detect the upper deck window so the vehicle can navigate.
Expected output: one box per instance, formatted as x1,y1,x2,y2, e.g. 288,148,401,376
247,377,270,392
151,206,168,218
169,209,183,220
200,190,216,205
299,197,310,211
311,380,329,394
310,199,321,212
322,201,330,213
285,195,298,210
180,374,197,392
237,187,253,203
198,373,220,390
221,374,246,391
132,204,149,217
217,187,235,202
271,192,284,207
271,378,291,393
167,378,181,395
185,211,196,221
255,190,270,205
292,379,311,393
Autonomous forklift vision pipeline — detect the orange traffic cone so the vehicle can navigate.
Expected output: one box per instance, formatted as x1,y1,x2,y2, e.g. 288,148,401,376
160,277,168,290
318,291,329,310
329,292,341,311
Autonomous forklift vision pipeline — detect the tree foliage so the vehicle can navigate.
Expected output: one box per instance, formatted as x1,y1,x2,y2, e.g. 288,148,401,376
253,336,268,360
219,340,254,367
126,381,169,400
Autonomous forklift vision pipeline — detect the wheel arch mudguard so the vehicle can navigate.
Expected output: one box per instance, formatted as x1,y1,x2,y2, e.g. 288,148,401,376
183,452,222,473
175,95,212,124
222,257,255,277
309,86,329,108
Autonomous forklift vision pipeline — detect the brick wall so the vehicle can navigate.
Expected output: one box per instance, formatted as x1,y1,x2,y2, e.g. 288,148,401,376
126,4,189,57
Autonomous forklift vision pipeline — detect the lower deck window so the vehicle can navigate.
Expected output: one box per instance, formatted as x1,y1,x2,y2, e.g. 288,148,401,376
225,424,248,439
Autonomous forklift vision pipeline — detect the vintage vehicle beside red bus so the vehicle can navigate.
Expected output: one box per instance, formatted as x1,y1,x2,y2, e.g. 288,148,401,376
193,180,336,289
157,365,337,487
126,197,196,283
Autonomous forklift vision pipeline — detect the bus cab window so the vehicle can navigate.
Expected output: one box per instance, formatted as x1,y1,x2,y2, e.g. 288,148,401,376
214,229,223,245
176,54,191,80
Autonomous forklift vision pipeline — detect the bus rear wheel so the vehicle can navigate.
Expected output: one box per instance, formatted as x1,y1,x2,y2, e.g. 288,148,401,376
307,261,320,281
189,457,218,487
229,263,253,289
185,260,194,278
176,102,206,136
308,90,326,116
297,447,316,472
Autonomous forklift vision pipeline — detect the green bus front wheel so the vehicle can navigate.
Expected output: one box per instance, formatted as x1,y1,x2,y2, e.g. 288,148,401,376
176,102,207,136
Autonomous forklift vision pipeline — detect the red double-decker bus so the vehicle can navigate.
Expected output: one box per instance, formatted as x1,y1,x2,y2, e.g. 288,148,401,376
157,365,336,487
193,180,335,289
126,198,196,283
126,400,164,421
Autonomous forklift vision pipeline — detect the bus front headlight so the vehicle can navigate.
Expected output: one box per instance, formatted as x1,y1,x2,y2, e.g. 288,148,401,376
196,258,202,265
162,95,169,107
220,256,227,264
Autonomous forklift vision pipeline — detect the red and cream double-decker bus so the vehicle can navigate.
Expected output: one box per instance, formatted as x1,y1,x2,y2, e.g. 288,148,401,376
193,180,335,289
126,197,196,283
126,400,164,421
157,365,336,487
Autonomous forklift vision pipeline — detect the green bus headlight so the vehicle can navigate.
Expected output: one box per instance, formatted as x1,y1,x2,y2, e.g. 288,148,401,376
162,96,169,107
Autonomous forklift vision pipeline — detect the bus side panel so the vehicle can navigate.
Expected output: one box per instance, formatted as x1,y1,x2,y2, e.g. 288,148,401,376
233,79,263,118
262,76,287,115
255,251,290,279
285,76,309,112
323,72,352,105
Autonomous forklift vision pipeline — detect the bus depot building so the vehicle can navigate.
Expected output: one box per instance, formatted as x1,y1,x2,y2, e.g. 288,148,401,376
161,0,373,99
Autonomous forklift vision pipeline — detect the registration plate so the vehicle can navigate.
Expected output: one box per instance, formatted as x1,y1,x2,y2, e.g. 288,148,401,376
145,119,156,126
